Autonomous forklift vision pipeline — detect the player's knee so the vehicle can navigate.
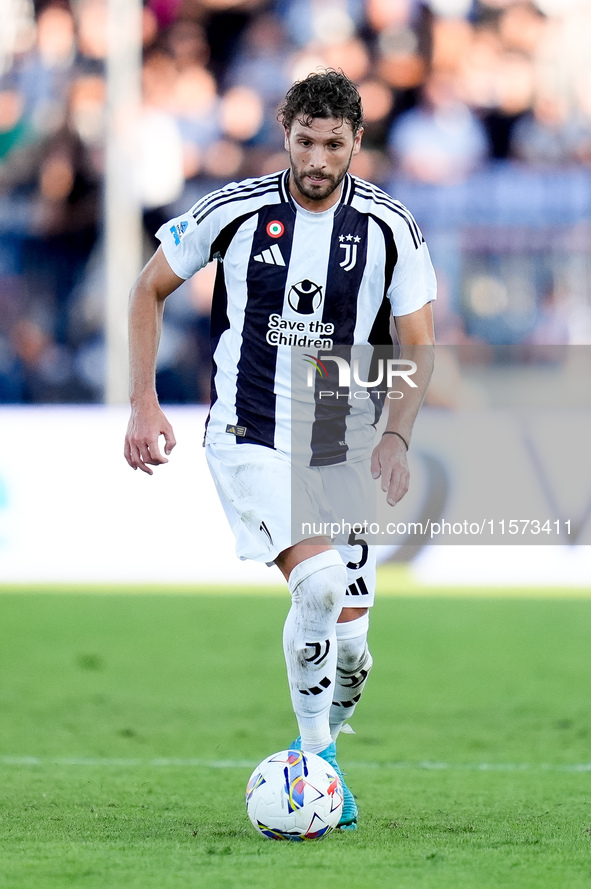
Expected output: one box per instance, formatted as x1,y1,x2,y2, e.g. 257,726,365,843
335,611,372,674
337,644,372,677
287,550,347,617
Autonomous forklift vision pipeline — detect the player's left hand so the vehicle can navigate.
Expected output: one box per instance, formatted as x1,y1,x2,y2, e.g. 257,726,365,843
370,434,409,506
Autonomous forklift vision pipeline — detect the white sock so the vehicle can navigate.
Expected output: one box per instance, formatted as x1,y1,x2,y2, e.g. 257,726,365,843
330,612,373,740
283,550,347,754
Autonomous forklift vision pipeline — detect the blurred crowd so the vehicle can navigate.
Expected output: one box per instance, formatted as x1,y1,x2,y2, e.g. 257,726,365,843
1,0,591,403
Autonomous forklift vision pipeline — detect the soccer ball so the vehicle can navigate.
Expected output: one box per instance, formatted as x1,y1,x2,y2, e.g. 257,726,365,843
245,748,343,840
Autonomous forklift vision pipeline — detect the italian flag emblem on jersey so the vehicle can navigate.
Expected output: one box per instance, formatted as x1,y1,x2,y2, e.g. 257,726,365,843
267,221,284,238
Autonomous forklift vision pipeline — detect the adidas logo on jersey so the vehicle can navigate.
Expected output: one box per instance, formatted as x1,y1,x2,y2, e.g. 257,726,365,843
253,244,285,266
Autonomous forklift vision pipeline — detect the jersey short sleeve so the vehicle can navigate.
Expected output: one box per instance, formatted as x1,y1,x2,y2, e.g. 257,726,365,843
387,220,437,317
156,211,211,280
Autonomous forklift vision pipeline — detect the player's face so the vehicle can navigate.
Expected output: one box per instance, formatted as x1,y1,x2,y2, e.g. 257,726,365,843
284,116,363,212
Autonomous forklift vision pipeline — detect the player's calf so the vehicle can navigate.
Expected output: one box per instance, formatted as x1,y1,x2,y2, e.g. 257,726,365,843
283,550,347,754
330,612,373,740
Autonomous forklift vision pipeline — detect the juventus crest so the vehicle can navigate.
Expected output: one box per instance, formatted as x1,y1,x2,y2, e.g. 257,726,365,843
339,233,361,271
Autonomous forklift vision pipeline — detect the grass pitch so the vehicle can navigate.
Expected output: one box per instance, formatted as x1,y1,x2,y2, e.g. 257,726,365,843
1,588,591,888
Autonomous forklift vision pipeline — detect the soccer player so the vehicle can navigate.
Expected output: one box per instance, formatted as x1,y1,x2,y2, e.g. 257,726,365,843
124,70,436,830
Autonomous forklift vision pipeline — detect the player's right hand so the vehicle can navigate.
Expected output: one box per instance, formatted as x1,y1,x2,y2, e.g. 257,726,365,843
124,401,177,475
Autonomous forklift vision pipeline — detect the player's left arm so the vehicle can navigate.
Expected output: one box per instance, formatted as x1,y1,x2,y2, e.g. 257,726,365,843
370,302,435,505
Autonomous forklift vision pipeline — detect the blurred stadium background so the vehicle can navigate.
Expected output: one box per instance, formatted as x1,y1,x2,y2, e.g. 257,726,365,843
0,0,590,586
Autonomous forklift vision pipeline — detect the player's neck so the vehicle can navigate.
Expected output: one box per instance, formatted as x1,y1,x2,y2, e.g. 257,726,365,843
288,178,344,214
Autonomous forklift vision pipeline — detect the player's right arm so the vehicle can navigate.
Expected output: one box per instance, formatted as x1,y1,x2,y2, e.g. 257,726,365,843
124,247,185,474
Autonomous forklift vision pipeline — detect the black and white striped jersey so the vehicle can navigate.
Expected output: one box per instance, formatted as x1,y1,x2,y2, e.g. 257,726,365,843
157,169,436,462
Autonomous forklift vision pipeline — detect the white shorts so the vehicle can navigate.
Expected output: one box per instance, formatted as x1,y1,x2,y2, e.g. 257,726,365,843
205,441,376,606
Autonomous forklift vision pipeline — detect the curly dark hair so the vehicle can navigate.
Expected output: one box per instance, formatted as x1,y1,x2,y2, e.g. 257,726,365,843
279,70,364,135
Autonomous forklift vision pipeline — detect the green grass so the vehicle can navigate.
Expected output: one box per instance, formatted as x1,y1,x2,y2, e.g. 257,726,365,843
1,591,591,888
